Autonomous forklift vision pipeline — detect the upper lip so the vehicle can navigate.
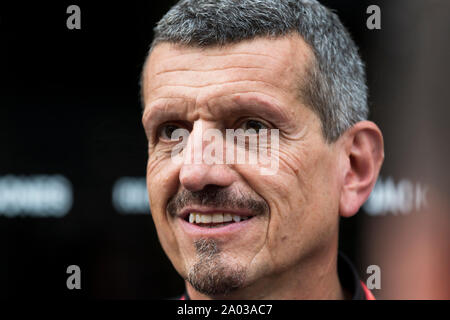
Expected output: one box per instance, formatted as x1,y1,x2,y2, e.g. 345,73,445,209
177,207,257,220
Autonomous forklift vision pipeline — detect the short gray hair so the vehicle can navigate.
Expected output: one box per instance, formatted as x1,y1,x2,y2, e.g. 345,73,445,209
146,0,368,142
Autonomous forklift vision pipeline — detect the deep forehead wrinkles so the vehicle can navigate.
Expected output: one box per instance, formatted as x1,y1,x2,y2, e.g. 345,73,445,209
142,35,314,121
152,52,277,76
147,35,308,75
144,35,313,102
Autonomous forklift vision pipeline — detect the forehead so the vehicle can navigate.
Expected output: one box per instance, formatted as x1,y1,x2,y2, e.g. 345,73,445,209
142,34,314,111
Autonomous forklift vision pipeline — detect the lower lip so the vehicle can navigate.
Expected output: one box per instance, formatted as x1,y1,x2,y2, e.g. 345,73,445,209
178,217,255,237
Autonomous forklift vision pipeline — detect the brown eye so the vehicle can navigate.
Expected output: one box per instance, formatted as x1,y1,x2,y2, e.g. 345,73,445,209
240,120,268,133
158,124,182,141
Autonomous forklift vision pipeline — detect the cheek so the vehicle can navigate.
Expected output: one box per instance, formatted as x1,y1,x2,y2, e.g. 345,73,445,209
147,149,178,207
245,143,340,272
233,161,305,275
146,154,185,270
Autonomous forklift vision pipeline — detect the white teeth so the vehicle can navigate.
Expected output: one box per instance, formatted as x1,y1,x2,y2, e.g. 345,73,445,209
187,213,251,224
202,214,212,223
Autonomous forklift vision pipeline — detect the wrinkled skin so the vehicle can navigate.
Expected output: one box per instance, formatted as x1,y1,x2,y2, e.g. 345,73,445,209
141,34,384,299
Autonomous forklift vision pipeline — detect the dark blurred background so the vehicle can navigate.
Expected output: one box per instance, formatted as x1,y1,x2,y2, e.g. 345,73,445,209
1,1,448,299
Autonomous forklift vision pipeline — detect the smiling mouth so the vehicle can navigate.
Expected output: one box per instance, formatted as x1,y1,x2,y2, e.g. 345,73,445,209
183,212,254,228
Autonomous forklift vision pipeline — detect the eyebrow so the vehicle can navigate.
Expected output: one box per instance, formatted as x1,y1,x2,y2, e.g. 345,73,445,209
225,93,293,125
142,93,294,130
142,98,190,129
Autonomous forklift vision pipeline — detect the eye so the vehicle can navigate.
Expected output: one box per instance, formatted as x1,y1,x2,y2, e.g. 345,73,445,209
158,123,184,141
239,119,269,133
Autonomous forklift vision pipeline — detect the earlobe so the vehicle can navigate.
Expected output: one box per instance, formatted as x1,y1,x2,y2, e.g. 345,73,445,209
339,121,384,218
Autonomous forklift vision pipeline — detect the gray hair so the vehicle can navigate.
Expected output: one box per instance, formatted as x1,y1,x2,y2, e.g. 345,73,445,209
146,0,368,142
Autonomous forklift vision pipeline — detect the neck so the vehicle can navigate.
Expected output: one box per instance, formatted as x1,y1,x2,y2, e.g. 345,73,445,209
186,245,346,300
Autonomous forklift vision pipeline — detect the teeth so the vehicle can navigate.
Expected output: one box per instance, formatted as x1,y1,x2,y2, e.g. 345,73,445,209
187,213,250,224
202,214,212,223
212,213,223,223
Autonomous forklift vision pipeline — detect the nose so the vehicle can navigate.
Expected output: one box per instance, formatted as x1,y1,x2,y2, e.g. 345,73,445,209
179,121,235,192
180,164,235,192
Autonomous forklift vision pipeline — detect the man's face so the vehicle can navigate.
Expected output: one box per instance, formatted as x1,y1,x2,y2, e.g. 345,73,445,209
142,35,343,297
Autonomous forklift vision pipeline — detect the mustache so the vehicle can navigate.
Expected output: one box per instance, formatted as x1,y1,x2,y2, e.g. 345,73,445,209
166,185,269,217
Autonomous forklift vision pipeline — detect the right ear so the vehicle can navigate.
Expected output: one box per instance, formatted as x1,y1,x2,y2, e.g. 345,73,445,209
338,121,384,218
